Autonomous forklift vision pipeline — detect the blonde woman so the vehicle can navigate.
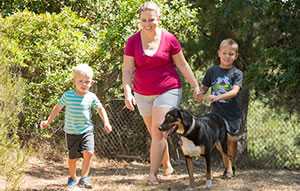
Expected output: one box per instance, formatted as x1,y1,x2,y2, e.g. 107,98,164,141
122,1,200,184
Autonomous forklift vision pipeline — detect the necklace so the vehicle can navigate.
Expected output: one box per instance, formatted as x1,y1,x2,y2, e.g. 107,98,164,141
142,31,160,51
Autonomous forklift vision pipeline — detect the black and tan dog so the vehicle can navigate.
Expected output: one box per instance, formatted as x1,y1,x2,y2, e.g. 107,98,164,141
159,108,233,188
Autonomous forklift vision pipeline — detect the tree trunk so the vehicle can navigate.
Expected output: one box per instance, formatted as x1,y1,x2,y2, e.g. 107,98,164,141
237,87,250,164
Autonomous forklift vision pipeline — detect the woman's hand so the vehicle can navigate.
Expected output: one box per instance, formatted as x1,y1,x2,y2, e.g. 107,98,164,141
192,86,205,102
124,93,136,111
192,86,201,100
195,86,209,103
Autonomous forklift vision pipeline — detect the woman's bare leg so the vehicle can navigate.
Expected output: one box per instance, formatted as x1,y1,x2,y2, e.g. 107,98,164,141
148,107,172,181
143,116,172,174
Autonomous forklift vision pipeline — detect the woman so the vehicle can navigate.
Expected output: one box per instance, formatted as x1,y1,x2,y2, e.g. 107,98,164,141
122,1,200,184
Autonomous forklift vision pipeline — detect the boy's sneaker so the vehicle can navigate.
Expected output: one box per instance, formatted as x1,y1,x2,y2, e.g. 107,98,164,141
67,177,77,188
78,176,93,189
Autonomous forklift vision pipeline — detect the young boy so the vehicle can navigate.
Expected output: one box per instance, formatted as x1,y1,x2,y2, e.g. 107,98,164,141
197,38,243,178
40,64,112,189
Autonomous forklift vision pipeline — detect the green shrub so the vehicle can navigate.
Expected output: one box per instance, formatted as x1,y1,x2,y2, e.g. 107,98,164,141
0,65,26,190
0,8,100,141
0,1,199,143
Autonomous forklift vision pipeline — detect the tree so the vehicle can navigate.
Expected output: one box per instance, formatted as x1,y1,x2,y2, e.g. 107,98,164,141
187,0,300,113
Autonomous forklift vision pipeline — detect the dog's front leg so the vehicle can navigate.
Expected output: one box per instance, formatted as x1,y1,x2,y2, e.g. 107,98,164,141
205,154,213,188
185,156,195,187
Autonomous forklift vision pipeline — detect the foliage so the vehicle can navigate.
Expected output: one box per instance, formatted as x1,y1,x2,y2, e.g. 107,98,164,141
0,65,26,190
0,0,90,16
245,0,300,113
0,8,99,141
188,0,300,113
0,1,200,143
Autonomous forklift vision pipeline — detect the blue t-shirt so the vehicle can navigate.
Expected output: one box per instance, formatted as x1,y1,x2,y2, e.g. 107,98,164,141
202,65,243,121
58,89,102,134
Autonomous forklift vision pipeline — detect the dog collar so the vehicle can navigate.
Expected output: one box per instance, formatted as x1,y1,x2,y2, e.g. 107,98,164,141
184,117,195,136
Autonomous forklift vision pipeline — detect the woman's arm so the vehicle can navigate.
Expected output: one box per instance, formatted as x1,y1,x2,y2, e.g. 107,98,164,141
172,50,200,98
122,55,136,110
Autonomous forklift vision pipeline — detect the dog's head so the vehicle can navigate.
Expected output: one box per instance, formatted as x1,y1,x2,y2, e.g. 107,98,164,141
159,108,194,136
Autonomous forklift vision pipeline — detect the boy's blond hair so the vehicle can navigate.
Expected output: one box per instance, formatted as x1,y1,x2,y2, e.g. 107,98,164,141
138,1,161,17
219,38,239,53
72,64,94,79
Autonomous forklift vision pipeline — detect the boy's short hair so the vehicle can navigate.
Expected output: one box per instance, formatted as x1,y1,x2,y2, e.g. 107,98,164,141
219,38,239,53
138,1,161,17
72,64,94,79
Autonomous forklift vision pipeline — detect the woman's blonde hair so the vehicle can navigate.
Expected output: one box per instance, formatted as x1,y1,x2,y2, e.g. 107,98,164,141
138,1,161,17
72,64,94,79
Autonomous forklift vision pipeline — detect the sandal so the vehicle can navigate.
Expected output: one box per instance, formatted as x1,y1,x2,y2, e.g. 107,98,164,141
147,176,160,185
163,166,174,176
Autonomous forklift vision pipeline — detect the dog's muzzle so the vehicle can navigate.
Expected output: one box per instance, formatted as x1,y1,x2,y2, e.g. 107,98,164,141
160,123,178,137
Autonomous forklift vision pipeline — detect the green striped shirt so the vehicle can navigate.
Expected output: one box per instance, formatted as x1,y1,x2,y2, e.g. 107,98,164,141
58,89,102,134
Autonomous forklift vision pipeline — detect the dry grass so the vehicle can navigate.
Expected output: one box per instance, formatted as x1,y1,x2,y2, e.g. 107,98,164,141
11,155,299,191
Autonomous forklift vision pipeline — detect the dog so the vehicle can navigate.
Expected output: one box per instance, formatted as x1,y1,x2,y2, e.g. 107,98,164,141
159,107,232,188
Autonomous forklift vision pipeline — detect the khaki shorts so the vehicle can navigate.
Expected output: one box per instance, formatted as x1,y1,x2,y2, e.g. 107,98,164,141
134,88,182,117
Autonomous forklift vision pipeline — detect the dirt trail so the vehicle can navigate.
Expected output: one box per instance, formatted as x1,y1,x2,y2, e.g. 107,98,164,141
1,156,299,191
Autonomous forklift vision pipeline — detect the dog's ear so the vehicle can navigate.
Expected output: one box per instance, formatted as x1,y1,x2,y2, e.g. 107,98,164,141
178,109,191,128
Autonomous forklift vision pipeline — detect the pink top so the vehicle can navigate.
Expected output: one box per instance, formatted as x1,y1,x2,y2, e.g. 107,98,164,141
124,30,182,95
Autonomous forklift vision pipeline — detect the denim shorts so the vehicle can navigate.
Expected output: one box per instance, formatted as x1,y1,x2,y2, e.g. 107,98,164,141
134,88,182,117
65,131,94,159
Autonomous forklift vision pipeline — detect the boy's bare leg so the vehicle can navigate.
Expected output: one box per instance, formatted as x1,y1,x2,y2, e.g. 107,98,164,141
226,135,238,176
68,159,77,179
81,151,94,177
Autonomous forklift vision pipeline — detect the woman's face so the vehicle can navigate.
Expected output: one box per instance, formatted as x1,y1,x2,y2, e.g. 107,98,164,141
139,10,159,32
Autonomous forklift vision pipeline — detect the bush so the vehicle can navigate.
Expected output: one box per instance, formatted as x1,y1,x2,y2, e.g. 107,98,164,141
0,8,100,141
0,64,26,190
0,1,199,143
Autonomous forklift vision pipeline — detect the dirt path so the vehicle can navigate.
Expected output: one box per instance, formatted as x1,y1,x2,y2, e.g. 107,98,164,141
3,156,300,191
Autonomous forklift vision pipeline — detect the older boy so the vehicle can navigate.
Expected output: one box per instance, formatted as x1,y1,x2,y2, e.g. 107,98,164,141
197,39,243,178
